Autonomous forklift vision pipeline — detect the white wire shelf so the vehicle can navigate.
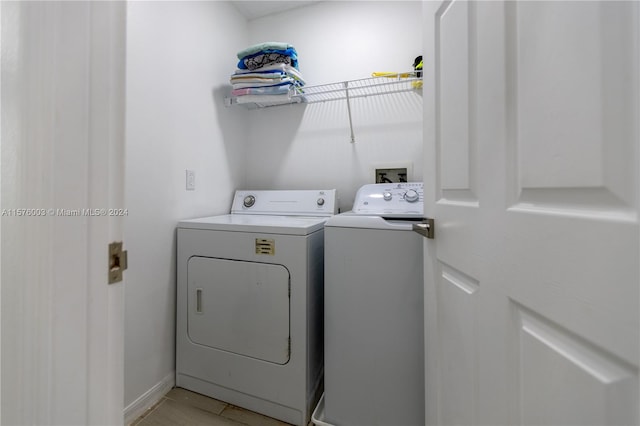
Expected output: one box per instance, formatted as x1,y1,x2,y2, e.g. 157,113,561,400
293,73,423,104
224,72,423,108
224,72,423,142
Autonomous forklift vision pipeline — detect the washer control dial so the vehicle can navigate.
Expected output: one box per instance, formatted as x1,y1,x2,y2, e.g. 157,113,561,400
317,197,325,206
243,195,256,208
404,189,420,203
383,191,393,201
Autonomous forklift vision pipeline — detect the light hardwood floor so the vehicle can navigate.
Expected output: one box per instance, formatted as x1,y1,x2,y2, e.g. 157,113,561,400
130,387,306,426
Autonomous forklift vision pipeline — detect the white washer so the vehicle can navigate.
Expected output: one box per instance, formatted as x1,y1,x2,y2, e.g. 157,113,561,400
321,183,425,426
176,189,337,426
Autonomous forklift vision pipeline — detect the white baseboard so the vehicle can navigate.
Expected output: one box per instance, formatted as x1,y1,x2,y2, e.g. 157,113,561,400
124,372,175,426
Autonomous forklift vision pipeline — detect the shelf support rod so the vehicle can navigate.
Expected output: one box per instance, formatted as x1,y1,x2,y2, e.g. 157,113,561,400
344,81,355,143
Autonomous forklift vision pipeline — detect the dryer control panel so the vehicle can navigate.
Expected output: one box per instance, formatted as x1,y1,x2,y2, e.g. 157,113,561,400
231,189,338,216
351,182,423,218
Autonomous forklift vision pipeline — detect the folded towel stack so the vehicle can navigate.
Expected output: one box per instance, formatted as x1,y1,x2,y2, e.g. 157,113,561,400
230,42,305,105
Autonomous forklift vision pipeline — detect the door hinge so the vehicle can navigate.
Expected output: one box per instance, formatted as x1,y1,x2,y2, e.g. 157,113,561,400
108,241,128,284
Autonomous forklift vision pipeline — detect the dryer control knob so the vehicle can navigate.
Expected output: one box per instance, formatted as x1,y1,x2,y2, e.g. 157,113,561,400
317,197,325,206
243,195,256,208
404,189,420,203
383,191,393,201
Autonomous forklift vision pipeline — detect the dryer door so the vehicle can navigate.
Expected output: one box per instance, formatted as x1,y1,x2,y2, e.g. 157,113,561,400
187,257,290,365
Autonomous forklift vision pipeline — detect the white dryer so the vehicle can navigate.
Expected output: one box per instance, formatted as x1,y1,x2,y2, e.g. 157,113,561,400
176,189,337,426
320,182,425,426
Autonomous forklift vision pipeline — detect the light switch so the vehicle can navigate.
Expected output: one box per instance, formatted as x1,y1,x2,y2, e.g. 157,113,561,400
186,170,195,190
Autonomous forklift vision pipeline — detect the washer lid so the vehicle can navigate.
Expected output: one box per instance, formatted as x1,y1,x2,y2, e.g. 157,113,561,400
350,182,424,218
325,214,419,230
177,214,329,235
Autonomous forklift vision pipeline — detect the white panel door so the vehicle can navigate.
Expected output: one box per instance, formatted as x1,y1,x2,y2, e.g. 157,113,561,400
422,1,639,425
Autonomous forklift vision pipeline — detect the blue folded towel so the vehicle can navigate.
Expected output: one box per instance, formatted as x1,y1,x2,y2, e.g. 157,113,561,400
237,48,299,71
236,42,294,59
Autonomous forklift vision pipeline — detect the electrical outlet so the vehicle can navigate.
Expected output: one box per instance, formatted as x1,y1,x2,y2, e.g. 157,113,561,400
186,170,195,190
375,167,408,183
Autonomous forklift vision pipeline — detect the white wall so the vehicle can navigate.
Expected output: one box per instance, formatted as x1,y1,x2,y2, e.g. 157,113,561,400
244,1,424,210
124,0,248,417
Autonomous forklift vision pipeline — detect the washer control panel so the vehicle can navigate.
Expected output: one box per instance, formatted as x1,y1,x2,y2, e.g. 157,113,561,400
352,182,423,218
231,189,338,216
